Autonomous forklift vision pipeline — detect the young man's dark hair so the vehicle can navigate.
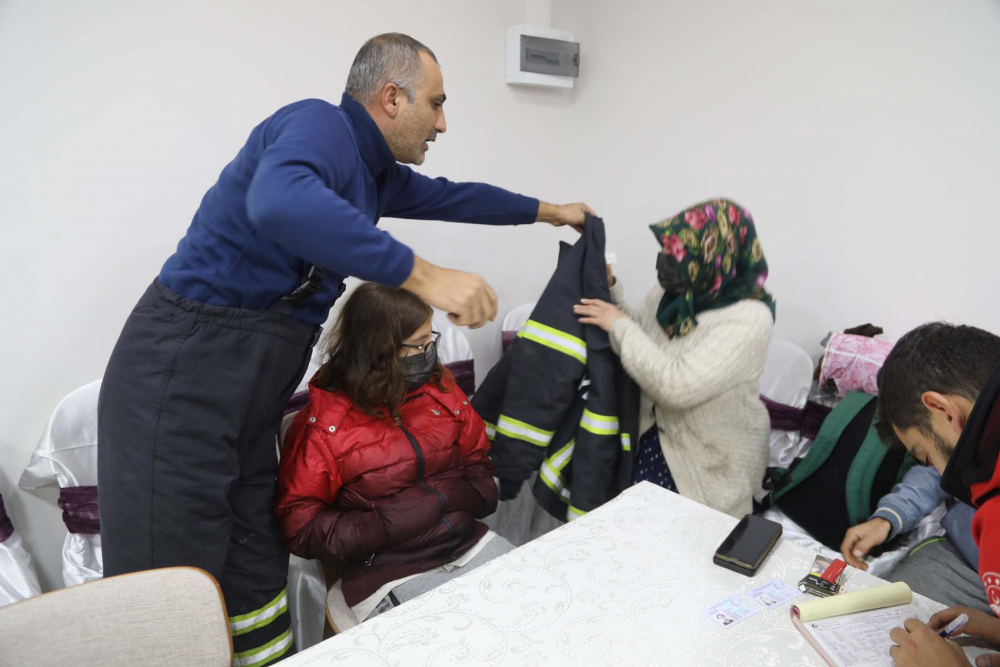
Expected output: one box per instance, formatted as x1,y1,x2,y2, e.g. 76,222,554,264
876,322,1000,451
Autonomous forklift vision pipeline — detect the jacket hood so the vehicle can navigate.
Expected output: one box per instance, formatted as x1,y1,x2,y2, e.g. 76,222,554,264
941,363,1000,507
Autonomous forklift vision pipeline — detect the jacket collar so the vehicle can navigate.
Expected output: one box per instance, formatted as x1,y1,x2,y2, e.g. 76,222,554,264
941,362,1000,506
340,92,396,176
305,371,457,425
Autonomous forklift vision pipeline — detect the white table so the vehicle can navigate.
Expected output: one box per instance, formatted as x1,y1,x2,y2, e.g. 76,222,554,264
281,482,990,666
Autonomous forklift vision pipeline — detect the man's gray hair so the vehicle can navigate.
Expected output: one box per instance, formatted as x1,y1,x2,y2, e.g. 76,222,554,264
345,33,438,105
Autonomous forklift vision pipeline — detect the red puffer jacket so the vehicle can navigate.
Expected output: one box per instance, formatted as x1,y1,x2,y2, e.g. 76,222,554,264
275,370,498,606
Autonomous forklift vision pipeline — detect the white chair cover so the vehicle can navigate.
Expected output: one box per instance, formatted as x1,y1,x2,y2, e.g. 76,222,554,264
0,492,42,607
432,311,476,397
278,410,328,653
19,381,103,587
287,556,326,651
760,338,815,472
432,311,474,366
499,302,537,354
325,581,360,635
293,344,328,395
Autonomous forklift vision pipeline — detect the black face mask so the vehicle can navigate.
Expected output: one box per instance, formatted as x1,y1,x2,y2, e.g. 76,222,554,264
656,253,688,296
401,345,439,391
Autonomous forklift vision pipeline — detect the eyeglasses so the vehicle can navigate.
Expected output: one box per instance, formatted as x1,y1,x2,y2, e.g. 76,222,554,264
401,331,440,355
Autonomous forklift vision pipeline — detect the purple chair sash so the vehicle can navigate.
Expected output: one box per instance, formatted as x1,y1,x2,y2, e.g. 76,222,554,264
760,395,803,432
444,359,476,398
760,396,833,442
285,389,310,416
0,495,13,544
58,486,100,535
501,331,518,354
802,401,833,441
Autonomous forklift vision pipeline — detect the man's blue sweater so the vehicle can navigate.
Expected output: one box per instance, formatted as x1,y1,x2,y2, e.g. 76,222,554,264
159,93,539,325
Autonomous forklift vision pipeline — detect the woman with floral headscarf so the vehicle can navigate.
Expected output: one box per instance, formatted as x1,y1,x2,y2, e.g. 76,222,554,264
574,199,775,518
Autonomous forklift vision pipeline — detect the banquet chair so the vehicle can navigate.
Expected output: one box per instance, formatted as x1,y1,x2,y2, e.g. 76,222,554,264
0,489,41,607
19,380,103,587
0,567,232,667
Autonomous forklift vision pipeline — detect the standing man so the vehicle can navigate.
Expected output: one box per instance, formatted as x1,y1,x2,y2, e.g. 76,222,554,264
98,33,592,665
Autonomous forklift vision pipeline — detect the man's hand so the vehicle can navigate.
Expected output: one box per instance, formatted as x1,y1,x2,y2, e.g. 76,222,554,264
840,517,892,570
402,256,497,329
606,263,616,287
889,619,971,666
537,201,597,233
574,298,626,333
930,606,1000,646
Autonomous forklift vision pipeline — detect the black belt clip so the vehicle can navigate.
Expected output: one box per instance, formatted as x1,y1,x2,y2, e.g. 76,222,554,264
272,265,326,315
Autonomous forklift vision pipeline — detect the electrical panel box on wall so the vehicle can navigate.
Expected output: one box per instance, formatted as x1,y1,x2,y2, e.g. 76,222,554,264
506,24,579,89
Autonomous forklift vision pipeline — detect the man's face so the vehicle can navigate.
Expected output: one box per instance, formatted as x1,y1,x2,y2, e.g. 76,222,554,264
387,52,447,165
891,393,969,474
893,424,957,474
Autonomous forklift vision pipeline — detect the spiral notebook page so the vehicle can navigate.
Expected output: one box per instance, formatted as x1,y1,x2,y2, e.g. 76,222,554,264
803,603,917,667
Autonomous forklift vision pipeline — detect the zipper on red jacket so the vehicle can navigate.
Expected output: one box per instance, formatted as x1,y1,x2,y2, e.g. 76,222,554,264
398,422,456,540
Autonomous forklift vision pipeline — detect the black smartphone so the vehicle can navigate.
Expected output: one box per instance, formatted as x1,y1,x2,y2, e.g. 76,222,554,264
713,514,782,577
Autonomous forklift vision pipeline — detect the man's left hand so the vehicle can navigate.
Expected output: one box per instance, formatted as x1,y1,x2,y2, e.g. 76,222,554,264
537,201,596,233
889,619,971,666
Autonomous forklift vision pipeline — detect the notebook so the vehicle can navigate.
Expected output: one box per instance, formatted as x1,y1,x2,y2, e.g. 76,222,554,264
790,582,918,667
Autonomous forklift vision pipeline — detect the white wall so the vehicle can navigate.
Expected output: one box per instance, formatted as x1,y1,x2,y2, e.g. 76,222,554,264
2,0,999,592
569,0,1000,351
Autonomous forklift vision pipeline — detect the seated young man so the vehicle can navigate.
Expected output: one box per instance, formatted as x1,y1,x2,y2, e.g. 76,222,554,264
841,464,985,612
872,322,1000,666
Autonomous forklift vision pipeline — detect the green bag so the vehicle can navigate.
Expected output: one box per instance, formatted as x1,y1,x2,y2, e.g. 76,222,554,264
769,392,916,550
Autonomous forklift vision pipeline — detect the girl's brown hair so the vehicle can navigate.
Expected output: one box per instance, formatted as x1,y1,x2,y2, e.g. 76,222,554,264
313,282,439,418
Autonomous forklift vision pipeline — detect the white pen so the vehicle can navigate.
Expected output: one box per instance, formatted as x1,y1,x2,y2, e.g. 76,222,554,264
938,613,969,638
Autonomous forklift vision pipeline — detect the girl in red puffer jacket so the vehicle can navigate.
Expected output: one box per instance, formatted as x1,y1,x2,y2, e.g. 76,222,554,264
275,282,508,621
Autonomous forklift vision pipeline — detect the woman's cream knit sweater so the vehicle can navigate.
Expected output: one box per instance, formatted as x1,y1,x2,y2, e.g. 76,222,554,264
609,281,773,518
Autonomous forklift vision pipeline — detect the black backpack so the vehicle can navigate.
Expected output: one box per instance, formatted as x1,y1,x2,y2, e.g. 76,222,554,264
768,391,916,550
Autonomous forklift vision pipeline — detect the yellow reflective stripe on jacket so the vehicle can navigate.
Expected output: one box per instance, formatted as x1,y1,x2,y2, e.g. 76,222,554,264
518,320,587,364
539,439,576,504
484,421,497,441
549,439,575,472
232,628,293,667
229,589,288,636
496,415,555,447
620,432,632,452
580,409,619,436
567,505,587,520
539,461,572,504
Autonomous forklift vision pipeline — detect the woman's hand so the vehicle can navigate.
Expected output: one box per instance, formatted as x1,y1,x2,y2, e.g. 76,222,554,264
575,298,626,332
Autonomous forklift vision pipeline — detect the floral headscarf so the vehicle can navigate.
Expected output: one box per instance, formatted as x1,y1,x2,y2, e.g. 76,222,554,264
649,198,775,338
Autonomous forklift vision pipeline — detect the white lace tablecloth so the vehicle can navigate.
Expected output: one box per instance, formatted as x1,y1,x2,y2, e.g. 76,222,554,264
282,481,988,666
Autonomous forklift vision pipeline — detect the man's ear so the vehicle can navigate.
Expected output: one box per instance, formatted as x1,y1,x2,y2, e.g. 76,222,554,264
379,83,401,120
921,391,966,434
